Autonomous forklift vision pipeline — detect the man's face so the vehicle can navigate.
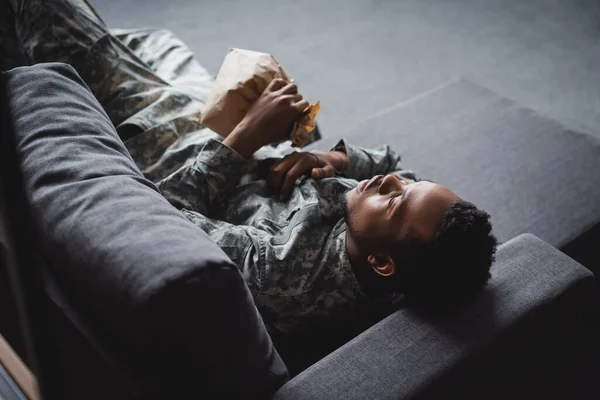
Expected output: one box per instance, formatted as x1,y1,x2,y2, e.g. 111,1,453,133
345,175,461,249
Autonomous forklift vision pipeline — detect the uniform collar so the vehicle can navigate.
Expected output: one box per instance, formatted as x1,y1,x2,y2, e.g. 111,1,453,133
332,220,369,300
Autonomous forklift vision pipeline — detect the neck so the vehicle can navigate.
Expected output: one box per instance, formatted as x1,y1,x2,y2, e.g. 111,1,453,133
346,231,384,297
345,230,363,269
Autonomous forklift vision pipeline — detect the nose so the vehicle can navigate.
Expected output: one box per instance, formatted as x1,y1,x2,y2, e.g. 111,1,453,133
378,174,405,194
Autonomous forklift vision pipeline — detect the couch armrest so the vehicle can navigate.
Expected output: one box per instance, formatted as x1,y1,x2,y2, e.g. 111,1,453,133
274,234,595,400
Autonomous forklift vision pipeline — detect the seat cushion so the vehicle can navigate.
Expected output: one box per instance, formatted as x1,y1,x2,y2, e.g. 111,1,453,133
3,62,287,396
317,79,600,269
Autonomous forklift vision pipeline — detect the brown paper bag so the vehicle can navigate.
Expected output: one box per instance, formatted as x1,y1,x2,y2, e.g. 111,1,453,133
200,48,319,147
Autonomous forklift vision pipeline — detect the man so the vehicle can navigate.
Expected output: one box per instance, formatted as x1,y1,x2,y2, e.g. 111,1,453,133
2,0,497,334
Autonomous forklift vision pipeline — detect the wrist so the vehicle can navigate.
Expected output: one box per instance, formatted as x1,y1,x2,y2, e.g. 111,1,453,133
331,151,348,172
224,123,262,159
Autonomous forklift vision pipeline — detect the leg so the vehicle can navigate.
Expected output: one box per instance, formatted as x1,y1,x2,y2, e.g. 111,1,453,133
9,0,206,139
111,28,213,103
7,0,221,181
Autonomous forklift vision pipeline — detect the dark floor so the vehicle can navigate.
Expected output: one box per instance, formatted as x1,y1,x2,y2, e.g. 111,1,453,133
93,0,600,139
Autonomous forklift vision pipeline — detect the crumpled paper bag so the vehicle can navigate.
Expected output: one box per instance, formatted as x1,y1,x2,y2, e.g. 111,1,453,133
200,48,319,147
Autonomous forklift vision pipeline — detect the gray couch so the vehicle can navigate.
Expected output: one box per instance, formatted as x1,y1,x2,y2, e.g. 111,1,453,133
1,62,598,400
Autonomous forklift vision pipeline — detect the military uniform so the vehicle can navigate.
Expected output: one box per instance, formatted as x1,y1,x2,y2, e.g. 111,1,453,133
2,0,415,333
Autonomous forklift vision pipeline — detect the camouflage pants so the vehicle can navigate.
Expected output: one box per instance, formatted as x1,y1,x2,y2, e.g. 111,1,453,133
2,0,220,181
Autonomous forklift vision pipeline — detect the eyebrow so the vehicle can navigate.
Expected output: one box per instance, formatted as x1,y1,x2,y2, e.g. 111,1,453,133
417,178,433,183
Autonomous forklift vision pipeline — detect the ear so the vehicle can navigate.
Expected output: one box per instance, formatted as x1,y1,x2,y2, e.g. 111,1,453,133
367,254,396,277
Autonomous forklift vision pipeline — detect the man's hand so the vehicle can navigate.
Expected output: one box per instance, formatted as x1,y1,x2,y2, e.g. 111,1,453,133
267,150,348,201
223,79,309,159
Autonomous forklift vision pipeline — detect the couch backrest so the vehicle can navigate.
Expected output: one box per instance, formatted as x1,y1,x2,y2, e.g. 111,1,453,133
3,62,288,397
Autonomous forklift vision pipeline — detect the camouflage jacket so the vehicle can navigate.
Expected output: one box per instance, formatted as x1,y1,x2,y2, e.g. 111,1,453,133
2,0,416,333
157,138,415,333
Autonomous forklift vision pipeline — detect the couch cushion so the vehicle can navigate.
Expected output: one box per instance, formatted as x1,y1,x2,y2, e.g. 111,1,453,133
317,79,600,269
3,62,287,396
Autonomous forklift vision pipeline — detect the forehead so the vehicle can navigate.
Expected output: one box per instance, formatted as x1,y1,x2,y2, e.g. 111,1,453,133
399,181,459,241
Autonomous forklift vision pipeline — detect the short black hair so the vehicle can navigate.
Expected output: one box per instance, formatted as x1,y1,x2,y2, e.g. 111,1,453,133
392,200,498,313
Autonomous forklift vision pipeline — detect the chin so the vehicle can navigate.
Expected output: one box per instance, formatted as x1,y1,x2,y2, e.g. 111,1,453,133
344,190,360,234
345,188,358,213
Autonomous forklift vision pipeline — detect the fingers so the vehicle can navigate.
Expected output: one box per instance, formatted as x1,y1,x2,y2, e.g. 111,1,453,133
267,152,320,201
272,81,308,113
293,99,310,112
266,79,306,109
311,164,336,179
267,152,300,195
279,161,308,201
278,94,307,112
267,78,288,92
277,82,298,95
286,94,303,102
267,79,298,94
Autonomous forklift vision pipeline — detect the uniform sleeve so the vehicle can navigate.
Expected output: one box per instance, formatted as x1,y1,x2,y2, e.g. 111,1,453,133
331,139,416,181
180,208,305,300
179,209,267,294
157,138,249,216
